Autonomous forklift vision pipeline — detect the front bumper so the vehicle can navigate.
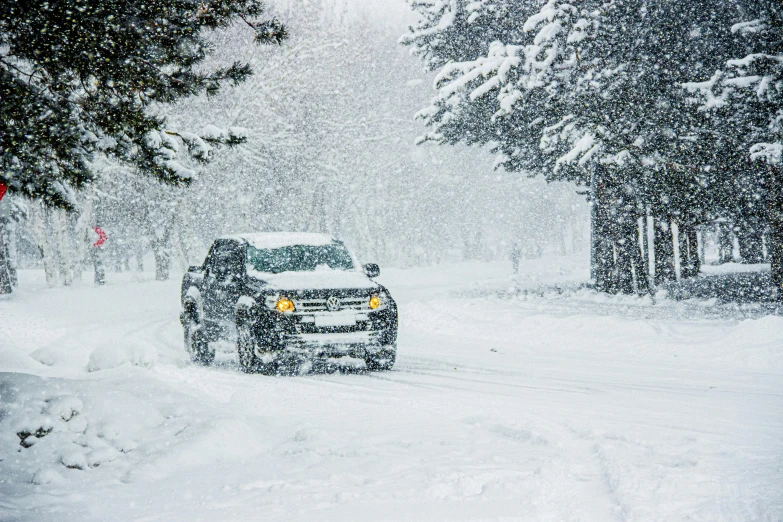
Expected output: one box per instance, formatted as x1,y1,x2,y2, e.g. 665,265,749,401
254,329,389,358
253,305,397,353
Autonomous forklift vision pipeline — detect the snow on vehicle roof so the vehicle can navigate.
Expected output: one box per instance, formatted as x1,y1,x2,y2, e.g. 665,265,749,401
225,232,338,249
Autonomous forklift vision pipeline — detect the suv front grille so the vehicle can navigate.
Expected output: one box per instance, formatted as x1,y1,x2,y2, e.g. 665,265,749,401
293,297,369,313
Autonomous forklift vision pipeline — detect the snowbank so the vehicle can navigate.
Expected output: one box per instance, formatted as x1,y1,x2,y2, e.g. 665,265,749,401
87,342,157,372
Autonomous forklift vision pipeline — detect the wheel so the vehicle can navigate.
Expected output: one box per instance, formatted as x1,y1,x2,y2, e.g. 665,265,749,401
237,323,260,373
365,345,396,371
237,322,278,374
189,329,214,365
182,302,214,365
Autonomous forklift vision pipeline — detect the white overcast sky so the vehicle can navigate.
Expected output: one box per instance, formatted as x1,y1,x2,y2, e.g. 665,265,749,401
270,0,415,32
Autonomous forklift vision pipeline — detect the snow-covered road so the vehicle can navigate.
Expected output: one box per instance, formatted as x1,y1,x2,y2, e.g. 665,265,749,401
1,258,782,521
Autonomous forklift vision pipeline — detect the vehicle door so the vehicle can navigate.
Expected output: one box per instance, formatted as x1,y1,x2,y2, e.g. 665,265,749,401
203,240,246,323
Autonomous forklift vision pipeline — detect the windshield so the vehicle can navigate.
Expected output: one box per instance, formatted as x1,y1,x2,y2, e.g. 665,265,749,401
246,243,356,274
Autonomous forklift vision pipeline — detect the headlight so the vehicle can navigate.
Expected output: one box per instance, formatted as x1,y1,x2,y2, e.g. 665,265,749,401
275,297,295,313
369,295,381,309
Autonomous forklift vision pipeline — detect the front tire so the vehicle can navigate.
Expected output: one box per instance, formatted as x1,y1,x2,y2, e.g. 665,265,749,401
182,302,214,365
237,322,279,374
190,329,214,365
237,323,260,373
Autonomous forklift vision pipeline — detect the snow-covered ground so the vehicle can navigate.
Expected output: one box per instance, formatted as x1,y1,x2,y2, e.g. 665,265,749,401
1,257,782,521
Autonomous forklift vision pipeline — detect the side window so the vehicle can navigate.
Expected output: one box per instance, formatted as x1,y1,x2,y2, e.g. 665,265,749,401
209,241,244,281
203,242,221,273
224,242,245,277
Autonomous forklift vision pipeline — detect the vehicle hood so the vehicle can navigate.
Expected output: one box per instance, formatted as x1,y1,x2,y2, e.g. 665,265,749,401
248,269,379,291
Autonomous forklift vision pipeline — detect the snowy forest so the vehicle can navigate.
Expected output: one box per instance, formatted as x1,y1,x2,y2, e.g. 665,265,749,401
1,0,780,299
0,0,586,293
1,1,782,520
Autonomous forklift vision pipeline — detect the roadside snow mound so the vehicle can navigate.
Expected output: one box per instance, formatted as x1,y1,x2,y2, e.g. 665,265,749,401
0,376,126,483
29,346,74,367
0,372,267,500
0,374,158,487
87,342,157,372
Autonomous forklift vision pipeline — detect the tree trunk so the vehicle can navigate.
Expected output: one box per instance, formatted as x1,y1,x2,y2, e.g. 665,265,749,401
30,205,59,287
147,212,174,282
677,221,688,278
557,227,567,255
589,171,655,295
768,166,783,301
736,220,765,264
614,219,638,295
717,221,734,264
654,216,676,285
153,242,170,281
676,221,699,279
57,210,73,286
632,217,649,294
639,214,653,293
175,228,191,272
92,247,105,286
0,218,12,294
687,227,700,277
74,198,93,282
591,185,615,292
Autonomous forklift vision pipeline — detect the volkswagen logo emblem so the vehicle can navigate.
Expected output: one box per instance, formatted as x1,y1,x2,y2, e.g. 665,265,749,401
325,296,341,311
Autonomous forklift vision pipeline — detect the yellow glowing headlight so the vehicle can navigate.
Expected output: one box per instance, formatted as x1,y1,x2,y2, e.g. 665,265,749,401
275,298,295,313
368,295,381,310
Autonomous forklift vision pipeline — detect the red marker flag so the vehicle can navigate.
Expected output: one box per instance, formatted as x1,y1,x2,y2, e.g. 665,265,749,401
92,226,108,248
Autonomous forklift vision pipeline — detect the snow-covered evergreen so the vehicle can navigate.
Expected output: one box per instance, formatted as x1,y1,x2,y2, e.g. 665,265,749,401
0,0,285,209
683,0,783,292
403,0,779,296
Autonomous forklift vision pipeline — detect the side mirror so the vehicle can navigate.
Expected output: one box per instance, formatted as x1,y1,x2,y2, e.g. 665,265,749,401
363,263,380,278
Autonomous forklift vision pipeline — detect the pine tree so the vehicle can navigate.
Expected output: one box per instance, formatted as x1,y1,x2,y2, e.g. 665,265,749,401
403,0,742,294
0,0,286,209
685,0,783,297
